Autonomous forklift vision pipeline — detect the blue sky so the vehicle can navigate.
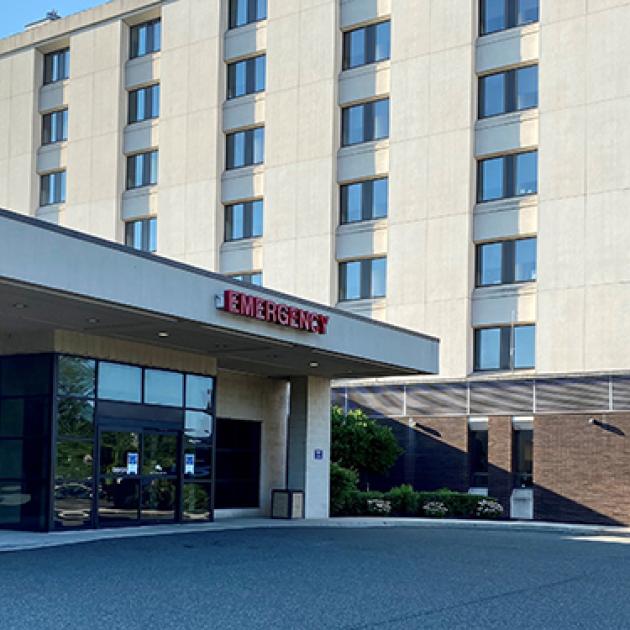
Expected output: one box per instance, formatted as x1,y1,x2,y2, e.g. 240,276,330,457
0,1,103,39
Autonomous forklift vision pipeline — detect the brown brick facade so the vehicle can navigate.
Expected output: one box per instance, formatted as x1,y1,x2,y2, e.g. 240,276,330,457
534,414,630,525
488,416,513,514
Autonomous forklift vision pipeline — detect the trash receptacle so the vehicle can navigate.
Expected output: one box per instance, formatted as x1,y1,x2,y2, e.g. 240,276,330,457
271,489,304,519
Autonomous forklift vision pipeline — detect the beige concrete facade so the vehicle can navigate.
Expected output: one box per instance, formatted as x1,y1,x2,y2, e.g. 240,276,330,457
0,0,629,384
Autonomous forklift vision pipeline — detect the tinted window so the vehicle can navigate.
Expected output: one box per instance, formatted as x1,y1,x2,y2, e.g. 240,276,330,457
130,20,161,58
58,356,96,398
339,257,387,301
475,327,502,371
186,375,215,411
478,151,537,202
97,362,142,402
343,21,391,70
514,238,537,282
515,151,538,196
125,217,157,253
2,355,52,397
40,171,66,206
229,0,267,28
478,157,504,202
231,272,262,286
227,55,266,99
129,84,160,124
44,49,69,84
144,369,183,407
341,177,388,224
479,65,538,119
342,99,390,146
476,238,537,286
42,109,68,144
0,398,50,438
514,324,535,369
226,127,264,169
57,399,94,439
126,151,158,189
480,0,539,36
469,429,489,487
477,242,503,286
513,429,533,487
225,200,263,241
474,325,535,371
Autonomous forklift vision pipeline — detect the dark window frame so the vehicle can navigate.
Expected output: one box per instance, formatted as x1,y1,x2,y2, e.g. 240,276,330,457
468,428,489,487
125,217,157,253
341,98,390,147
228,0,267,29
130,19,161,59
224,199,263,242
479,0,539,36
227,54,266,100
43,48,70,85
474,324,536,372
40,170,66,206
42,109,68,145
476,237,537,287
478,64,538,119
342,20,391,71
128,84,160,124
340,177,389,224
339,257,387,302
477,150,538,203
512,428,533,488
225,127,265,170
126,150,159,190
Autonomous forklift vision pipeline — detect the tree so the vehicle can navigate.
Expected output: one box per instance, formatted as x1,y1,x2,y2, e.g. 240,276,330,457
331,406,402,479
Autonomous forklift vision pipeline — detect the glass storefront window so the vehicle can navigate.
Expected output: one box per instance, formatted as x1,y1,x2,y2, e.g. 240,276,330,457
98,362,142,403
142,433,178,476
57,399,94,438
58,356,96,398
54,482,92,528
1,355,52,397
0,398,50,438
144,369,183,407
182,482,211,521
185,411,213,439
56,441,93,481
185,375,214,411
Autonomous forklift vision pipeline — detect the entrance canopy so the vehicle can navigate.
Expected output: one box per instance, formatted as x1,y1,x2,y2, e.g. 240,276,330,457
0,209,439,379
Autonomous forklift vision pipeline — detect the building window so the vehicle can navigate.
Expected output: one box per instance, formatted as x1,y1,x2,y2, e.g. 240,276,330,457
125,217,157,253
513,428,533,488
130,19,161,59
474,324,535,371
43,48,70,85
469,429,489,487
479,65,538,118
339,257,386,301
225,200,263,241
42,109,68,144
231,272,263,286
343,21,391,70
477,150,537,202
229,0,267,29
126,151,158,189
226,127,264,170
342,99,389,147
40,171,66,206
227,55,265,99
341,177,388,224
476,237,536,287
480,0,539,36
128,84,160,124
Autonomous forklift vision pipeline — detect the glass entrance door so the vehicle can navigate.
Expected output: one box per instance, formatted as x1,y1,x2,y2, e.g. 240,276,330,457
97,428,179,526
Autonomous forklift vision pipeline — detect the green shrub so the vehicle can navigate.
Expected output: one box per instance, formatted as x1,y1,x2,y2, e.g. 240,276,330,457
330,463,359,516
385,484,419,516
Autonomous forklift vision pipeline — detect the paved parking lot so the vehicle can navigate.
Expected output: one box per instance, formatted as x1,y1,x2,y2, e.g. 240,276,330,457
0,526,629,629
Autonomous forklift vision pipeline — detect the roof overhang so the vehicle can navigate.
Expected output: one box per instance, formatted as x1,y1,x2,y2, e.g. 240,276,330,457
0,209,439,379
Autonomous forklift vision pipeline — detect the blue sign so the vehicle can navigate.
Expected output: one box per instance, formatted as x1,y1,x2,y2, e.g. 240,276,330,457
127,452,138,475
185,453,195,475
314,449,324,460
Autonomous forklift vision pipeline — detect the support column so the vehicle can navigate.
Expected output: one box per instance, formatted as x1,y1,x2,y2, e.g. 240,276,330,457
287,376,331,519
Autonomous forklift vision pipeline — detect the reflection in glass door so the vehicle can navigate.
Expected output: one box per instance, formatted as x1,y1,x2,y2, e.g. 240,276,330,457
98,430,141,524
97,429,180,525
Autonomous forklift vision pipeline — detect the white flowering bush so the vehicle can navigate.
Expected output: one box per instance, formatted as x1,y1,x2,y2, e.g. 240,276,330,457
366,498,392,516
423,501,448,518
476,499,504,519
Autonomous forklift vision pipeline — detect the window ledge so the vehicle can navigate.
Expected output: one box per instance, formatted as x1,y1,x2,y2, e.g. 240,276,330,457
474,195,538,215
473,283,537,299
125,118,159,132
476,108,538,131
222,164,264,180
477,22,540,47
38,141,67,154
123,185,157,199
41,79,69,93
126,51,161,68
224,92,265,109
37,203,64,216
221,237,262,252
340,59,391,81
470,368,536,378
338,138,390,158
337,218,387,236
336,297,386,308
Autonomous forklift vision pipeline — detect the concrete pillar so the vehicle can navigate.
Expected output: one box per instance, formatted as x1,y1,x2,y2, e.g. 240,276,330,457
288,376,331,518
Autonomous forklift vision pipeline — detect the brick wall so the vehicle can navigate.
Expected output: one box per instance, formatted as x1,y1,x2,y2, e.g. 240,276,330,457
534,413,630,525
488,416,512,513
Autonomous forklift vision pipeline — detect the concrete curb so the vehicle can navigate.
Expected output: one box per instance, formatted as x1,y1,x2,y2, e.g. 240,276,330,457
2,517,630,553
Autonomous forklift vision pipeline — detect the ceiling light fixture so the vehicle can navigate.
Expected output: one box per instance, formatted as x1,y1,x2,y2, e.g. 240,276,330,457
86,317,100,324
12,303,27,309
309,361,319,368
157,331,170,338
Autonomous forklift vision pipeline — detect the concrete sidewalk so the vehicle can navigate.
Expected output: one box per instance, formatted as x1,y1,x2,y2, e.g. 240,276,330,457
3,516,630,553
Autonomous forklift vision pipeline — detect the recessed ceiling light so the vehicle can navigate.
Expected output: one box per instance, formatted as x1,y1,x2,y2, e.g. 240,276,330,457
157,331,170,338
87,317,100,324
309,361,319,368
12,303,27,309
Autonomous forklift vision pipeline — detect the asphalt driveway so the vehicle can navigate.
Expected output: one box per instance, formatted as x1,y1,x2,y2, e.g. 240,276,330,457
0,526,628,629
